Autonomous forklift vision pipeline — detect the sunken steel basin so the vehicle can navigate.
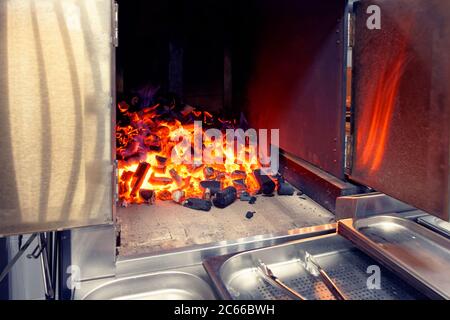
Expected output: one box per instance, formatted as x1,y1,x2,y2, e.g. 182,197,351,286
82,271,216,300
205,234,425,300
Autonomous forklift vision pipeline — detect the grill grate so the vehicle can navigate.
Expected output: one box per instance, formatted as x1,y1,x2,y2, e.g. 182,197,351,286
229,249,424,300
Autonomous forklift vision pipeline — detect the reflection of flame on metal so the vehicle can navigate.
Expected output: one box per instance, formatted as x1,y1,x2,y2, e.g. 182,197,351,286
358,40,410,172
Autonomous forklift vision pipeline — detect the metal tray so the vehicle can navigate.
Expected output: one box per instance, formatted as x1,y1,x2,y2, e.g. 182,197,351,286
338,216,450,299
204,234,424,300
82,271,216,300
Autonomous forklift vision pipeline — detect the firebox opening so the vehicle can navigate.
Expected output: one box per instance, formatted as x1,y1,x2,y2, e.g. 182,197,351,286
115,0,345,256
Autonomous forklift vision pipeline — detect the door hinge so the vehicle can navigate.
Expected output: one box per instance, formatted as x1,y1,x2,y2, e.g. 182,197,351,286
113,2,119,47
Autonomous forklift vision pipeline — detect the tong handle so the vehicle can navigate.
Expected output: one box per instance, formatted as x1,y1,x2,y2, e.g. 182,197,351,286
273,278,307,300
317,269,347,300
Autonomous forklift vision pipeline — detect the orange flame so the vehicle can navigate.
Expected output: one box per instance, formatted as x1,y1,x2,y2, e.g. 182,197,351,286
116,106,262,204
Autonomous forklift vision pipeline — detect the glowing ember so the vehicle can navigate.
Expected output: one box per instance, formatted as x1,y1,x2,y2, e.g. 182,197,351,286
116,102,263,205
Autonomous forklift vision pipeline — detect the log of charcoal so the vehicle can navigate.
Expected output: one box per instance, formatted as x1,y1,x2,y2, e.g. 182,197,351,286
213,186,237,209
253,169,276,195
215,171,227,181
119,182,129,197
139,189,156,204
157,190,172,201
144,134,161,149
183,198,212,212
203,166,215,180
277,182,295,196
120,170,134,183
232,179,247,191
130,162,151,197
155,155,168,166
200,181,221,194
169,169,183,187
154,155,168,174
231,170,247,180
149,173,173,186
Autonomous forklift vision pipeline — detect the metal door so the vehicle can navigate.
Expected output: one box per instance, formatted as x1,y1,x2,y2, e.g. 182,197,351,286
0,0,116,236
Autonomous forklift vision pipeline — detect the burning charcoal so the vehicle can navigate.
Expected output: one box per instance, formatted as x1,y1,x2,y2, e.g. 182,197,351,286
120,171,134,183
144,134,161,148
157,190,172,201
130,162,151,198
245,211,255,219
183,198,212,212
240,191,252,201
231,170,247,180
232,179,247,191
277,182,295,196
153,166,166,174
139,189,155,204
187,163,204,173
200,181,221,194
249,196,257,204
149,173,173,186
253,169,276,195
169,169,183,187
213,186,237,209
119,182,129,196
203,166,215,180
155,155,168,166
215,171,227,181
172,190,185,204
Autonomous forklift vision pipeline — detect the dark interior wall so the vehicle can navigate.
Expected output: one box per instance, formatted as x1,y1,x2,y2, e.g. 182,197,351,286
117,0,228,111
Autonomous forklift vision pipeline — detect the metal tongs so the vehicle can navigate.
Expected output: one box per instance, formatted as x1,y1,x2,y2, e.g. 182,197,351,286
256,260,307,300
299,251,348,300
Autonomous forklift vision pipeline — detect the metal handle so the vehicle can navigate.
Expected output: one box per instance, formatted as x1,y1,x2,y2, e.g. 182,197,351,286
318,269,347,300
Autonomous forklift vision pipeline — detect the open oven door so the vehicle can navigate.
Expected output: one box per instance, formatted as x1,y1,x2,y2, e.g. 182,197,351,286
0,0,116,236
349,0,450,221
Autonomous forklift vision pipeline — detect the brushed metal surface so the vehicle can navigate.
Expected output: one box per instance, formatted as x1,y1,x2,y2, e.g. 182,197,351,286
73,224,336,300
350,0,450,221
338,216,450,299
0,0,114,236
206,234,424,300
82,271,215,300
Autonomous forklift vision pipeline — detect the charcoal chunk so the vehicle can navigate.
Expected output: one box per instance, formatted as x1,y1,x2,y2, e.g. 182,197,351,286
183,198,212,211
277,182,295,196
203,166,215,179
249,196,257,204
213,186,237,208
200,180,221,194
245,211,255,219
253,169,275,195
232,179,247,191
240,191,252,201
139,189,155,204
231,170,247,180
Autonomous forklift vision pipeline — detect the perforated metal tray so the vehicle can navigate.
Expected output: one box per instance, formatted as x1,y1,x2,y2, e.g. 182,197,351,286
204,234,424,300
